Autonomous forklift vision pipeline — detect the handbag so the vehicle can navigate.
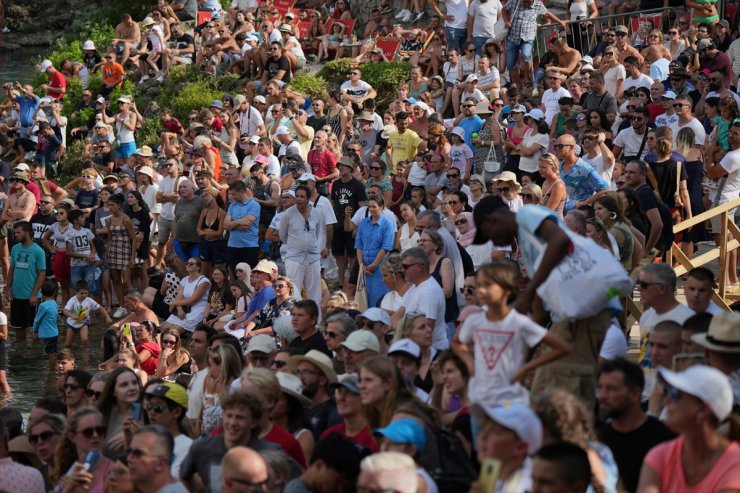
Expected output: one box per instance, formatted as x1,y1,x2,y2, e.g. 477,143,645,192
483,141,501,173
355,264,369,311
521,228,632,320
673,161,684,209
493,18,508,42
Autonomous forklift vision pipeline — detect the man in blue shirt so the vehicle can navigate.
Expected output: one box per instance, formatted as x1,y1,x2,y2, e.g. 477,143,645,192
556,134,608,212
225,180,261,273
9,83,41,137
454,97,485,154
7,221,46,341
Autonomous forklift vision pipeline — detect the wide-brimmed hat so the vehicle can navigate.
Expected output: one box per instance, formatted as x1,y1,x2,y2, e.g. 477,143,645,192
136,145,153,157
492,171,521,190
276,372,312,406
287,350,337,383
141,17,156,27
475,100,493,115
381,124,397,139
253,259,276,275
136,166,155,179
83,40,96,50
10,171,29,183
450,126,466,141
691,311,740,353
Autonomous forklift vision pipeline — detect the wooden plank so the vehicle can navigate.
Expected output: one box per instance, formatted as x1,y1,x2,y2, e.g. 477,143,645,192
673,197,740,233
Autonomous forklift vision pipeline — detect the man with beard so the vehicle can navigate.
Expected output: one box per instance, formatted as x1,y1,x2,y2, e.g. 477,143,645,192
697,39,732,89
696,69,740,117
286,350,340,440
331,157,367,294
596,359,675,493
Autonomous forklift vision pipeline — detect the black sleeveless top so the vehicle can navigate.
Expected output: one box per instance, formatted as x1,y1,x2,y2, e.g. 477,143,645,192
431,257,460,323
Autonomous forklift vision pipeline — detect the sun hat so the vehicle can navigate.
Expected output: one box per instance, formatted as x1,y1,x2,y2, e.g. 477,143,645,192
145,382,189,409
373,419,426,450
657,365,733,421
253,259,276,275
280,24,293,33
287,349,338,383
450,126,466,141
472,402,543,454
691,311,740,353
339,330,380,353
475,100,494,115
14,163,30,172
136,145,153,157
511,104,526,113
246,334,277,354
103,174,119,182
276,372,312,406
83,40,96,50
136,166,155,179
141,17,156,27
11,171,29,183
330,374,361,394
492,170,521,189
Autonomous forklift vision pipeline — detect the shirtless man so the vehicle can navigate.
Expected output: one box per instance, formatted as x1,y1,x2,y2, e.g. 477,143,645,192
546,37,581,77
207,27,240,75
110,289,159,330
363,8,390,39
2,172,36,249
110,13,142,67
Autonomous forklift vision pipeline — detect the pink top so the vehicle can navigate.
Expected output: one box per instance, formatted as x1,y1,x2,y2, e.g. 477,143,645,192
644,436,740,493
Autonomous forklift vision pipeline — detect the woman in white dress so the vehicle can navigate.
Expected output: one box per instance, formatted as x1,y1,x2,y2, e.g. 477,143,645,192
396,202,420,253
160,257,210,333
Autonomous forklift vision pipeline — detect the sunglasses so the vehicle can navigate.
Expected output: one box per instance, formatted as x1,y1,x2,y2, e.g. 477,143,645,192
454,218,467,225
86,389,102,399
186,261,199,266
673,103,688,108
64,383,82,391
553,143,573,149
29,430,58,444
496,186,511,192
272,360,288,368
162,339,177,346
39,200,52,205
466,49,475,52
615,32,627,37
145,403,168,414
459,286,475,295
576,116,586,122
78,426,106,439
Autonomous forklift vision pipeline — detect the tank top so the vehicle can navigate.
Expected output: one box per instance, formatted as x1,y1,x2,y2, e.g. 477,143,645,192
201,209,221,232
431,258,459,323
49,222,70,250
326,108,343,139
253,177,277,225
507,125,526,145
116,112,135,143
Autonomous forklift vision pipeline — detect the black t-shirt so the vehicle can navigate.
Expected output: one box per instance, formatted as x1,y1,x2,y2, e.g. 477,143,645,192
175,34,195,60
307,114,328,133
83,52,102,71
308,398,342,440
597,416,676,493
637,183,674,248
30,211,56,244
649,159,688,209
288,330,330,357
266,55,291,83
331,177,367,222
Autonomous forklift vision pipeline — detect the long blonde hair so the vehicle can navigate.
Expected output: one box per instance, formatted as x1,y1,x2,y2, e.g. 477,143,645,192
51,407,103,483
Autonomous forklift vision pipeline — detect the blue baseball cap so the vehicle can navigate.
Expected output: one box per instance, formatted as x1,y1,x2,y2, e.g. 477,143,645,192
404,97,417,104
374,419,426,450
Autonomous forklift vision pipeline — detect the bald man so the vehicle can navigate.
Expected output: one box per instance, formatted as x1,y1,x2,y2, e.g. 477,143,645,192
555,134,608,212
221,446,269,493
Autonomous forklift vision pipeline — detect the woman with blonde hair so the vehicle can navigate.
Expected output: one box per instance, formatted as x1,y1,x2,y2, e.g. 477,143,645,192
116,347,149,385
29,412,66,468
52,407,112,491
649,128,692,236
380,253,411,316
675,127,705,260
534,389,619,493
198,344,243,436
154,327,190,378
538,153,567,217
358,355,416,430
600,46,625,100
393,312,437,393
640,30,672,71
193,134,223,181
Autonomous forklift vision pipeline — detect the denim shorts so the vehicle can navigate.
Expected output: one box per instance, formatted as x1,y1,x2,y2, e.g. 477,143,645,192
71,264,99,293
505,38,534,69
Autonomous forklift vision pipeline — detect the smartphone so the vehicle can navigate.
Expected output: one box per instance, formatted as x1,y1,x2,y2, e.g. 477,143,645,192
478,458,501,493
129,402,143,421
83,450,100,472
121,323,131,336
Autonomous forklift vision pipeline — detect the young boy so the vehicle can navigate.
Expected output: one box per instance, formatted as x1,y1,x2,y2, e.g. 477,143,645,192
62,280,113,348
66,210,98,296
32,280,59,370
55,348,76,396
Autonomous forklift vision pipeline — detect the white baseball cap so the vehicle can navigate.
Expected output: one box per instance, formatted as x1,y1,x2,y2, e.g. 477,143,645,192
388,338,421,360
246,334,277,354
298,172,316,182
472,403,543,455
658,365,733,421
274,125,291,136
339,330,380,353
525,108,545,121
39,60,53,72
358,308,391,326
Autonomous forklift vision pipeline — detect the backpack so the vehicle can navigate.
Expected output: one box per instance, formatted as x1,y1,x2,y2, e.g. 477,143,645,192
429,429,477,493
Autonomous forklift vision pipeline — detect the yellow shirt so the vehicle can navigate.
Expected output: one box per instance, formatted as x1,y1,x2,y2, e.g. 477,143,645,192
387,129,422,173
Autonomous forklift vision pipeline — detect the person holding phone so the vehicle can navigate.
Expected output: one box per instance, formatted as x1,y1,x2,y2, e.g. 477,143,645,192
96,367,144,460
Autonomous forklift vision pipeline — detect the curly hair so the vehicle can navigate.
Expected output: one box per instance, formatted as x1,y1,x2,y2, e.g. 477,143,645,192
534,389,595,449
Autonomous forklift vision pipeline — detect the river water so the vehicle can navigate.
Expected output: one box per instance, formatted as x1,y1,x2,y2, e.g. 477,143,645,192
0,47,108,413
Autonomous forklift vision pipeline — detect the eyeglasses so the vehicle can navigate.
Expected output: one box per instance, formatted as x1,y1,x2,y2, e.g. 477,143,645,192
669,31,678,35
64,383,82,391
553,143,573,149
78,426,106,439
575,116,586,122
29,430,58,444
369,166,383,171
582,135,597,141
615,32,627,37
402,262,421,270
145,403,168,414
637,280,664,289
459,286,475,295
325,331,340,339
162,339,177,346
630,116,645,122
294,368,321,377
454,218,467,225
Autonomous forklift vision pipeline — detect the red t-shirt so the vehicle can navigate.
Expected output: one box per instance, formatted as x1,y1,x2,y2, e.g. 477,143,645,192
307,149,337,179
48,71,67,100
210,116,223,133
162,117,184,134
320,422,379,452
136,341,161,376
26,181,40,215
647,102,665,122
263,424,307,469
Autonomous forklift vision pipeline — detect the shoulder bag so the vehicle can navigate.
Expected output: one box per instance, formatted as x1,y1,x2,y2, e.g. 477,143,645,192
355,264,369,311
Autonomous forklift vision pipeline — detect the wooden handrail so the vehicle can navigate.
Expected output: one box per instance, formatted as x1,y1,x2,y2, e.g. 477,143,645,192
673,197,740,233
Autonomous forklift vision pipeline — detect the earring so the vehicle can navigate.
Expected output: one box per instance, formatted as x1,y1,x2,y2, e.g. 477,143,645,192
610,212,617,220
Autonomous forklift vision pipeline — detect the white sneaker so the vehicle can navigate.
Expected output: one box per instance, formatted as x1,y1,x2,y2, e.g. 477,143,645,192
138,75,150,85
402,10,412,22
413,11,425,22
395,9,407,18
155,75,165,83
113,306,127,319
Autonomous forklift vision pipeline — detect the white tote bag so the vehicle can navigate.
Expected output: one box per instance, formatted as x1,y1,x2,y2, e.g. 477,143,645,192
483,142,501,173
521,228,632,320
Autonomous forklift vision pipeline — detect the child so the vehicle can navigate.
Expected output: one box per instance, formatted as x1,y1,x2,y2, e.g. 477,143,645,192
55,348,76,396
453,261,571,406
63,280,113,348
33,280,60,370
449,127,474,181
66,210,99,297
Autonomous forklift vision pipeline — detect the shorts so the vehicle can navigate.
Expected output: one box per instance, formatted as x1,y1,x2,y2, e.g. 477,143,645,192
0,340,6,371
158,218,174,243
42,336,58,354
505,38,534,69
331,227,356,257
10,298,36,329
116,141,137,159
173,238,200,261
71,264,99,293
199,239,227,263
710,209,737,234
66,321,89,333
52,252,71,282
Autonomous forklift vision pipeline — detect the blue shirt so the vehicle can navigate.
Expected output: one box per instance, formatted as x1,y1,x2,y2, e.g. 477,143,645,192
227,198,260,248
16,95,40,127
355,216,394,264
246,285,275,319
560,158,608,212
10,242,46,299
33,299,59,338
458,116,485,154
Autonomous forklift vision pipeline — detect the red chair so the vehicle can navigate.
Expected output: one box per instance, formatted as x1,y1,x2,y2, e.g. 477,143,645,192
197,11,213,26
336,19,356,36
374,37,402,61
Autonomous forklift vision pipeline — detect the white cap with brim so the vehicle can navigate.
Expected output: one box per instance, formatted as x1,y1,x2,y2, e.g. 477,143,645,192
388,338,421,359
39,60,53,72
298,172,316,182
246,334,277,354
657,365,733,421
339,330,380,353
472,402,543,455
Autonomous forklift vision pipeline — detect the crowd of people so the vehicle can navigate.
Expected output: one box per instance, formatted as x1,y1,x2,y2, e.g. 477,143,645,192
0,0,737,492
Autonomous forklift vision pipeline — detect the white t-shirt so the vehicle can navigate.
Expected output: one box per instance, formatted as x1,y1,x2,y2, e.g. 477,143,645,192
340,80,373,99
158,176,187,221
669,118,706,146
140,183,161,214
569,0,593,20
468,0,502,37
598,320,628,360
459,310,547,405
604,65,626,97
0,312,6,326
613,126,649,159
716,146,740,204
445,0,470,29
64,296,101,328
186,368,208,420
654,112,678,128
582,152,613,184
541,87,571,125
407,161,428,186
171,434,193,478
623,73,654,91
518,129,549,173
402,277,448,349
66,227,95,267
